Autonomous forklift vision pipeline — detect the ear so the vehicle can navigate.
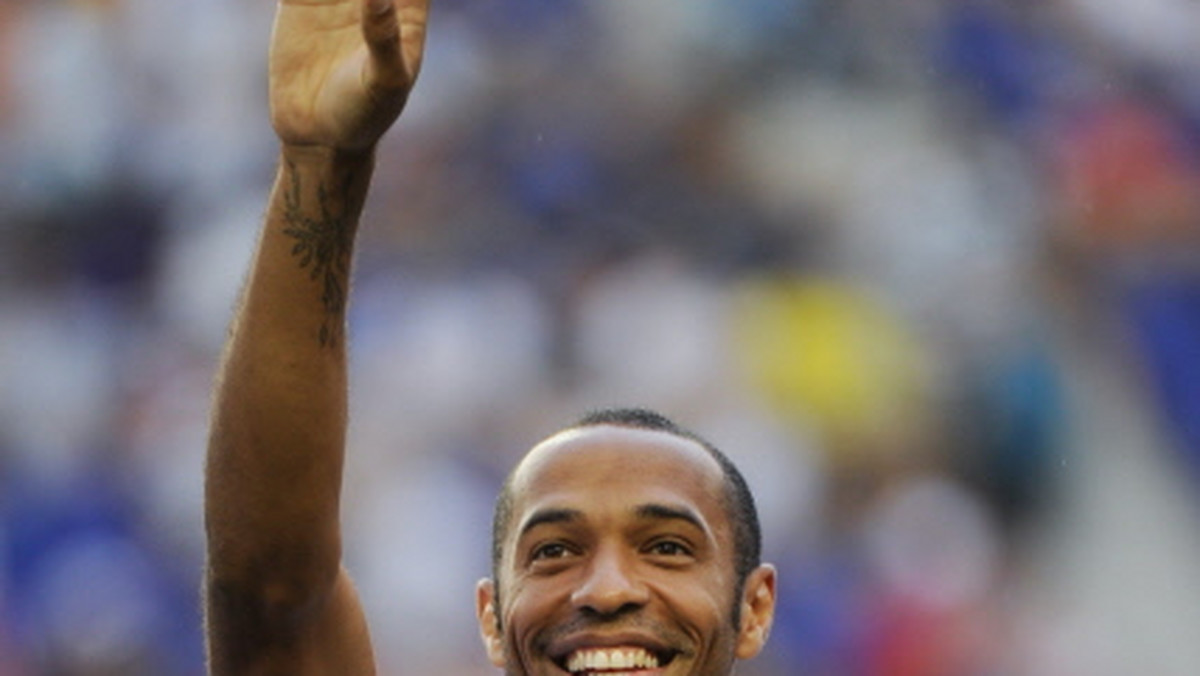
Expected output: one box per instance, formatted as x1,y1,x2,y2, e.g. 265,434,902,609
735,564,777,660
475,578,506,667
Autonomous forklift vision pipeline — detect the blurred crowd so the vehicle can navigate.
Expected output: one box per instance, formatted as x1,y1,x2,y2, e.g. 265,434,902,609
4,0,1200,673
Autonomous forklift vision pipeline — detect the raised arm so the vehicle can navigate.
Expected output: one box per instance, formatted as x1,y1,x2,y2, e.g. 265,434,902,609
204,1,429,673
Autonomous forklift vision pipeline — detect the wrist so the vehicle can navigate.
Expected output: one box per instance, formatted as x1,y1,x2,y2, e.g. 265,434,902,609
280,143,378,170
272,143,377,243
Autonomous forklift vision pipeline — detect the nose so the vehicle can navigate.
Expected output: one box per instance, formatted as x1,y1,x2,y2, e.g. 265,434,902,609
570,545,649,617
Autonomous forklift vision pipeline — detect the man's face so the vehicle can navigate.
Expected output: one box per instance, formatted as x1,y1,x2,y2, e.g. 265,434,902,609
476,425,775,676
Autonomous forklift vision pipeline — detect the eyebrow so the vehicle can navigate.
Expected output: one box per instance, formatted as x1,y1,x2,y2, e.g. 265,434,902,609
516,503,709,541
517,507,584,540
633,503,707,533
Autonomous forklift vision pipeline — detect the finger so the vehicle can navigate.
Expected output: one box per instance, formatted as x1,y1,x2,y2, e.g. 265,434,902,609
362,0,405,86
397,0,431,80
362,0,428,87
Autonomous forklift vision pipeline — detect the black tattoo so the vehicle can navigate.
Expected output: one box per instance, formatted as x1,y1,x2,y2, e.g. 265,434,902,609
281,159,355,348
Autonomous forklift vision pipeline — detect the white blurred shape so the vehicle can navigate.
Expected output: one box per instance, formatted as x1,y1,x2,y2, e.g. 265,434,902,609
1065,0,1200,70
349,272,550,453
862,474,1000,611
347,453,493,673
0,295,115,485
576,253,731,408
156,193,260,351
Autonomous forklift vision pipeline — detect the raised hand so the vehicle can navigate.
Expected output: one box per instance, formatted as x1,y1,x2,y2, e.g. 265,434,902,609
205,4,433,674
269,0,431,152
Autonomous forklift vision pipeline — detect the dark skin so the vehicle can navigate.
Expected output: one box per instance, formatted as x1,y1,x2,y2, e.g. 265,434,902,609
204,0,427,673
204,1,776,674
477,426,776,675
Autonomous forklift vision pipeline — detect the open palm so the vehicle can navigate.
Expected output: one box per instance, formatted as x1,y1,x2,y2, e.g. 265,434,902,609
270,0,430,151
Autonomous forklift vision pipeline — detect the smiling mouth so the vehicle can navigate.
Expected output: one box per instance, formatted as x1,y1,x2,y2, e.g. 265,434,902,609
561,646,674,674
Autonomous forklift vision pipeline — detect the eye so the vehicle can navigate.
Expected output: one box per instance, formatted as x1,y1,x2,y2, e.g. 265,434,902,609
645,539,692,557
530,541,573,561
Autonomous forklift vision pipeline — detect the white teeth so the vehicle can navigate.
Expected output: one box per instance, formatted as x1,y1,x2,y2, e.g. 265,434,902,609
566,647,660,673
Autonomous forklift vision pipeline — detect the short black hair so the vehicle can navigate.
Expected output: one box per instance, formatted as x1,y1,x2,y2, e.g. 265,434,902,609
490,407,763,600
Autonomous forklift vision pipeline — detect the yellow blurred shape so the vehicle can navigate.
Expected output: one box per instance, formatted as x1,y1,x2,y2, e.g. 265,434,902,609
735,277,932,462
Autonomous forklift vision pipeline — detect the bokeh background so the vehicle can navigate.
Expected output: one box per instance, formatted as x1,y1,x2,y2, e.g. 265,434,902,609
4,0,1200,673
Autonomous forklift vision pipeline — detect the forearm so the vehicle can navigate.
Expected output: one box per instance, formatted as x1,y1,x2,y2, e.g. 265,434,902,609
206,145,374,601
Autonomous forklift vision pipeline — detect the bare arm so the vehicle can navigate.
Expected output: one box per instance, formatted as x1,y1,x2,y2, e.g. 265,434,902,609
204,1,429,673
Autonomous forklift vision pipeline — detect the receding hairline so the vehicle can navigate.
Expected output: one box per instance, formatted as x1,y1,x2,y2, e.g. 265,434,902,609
510,423,725,491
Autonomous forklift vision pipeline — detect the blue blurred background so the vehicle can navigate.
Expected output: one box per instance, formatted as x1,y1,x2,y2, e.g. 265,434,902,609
3,0,1200,673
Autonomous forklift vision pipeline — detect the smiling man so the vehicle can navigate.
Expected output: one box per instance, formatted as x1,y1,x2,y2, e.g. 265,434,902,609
478,410,776,676
203,1,775,674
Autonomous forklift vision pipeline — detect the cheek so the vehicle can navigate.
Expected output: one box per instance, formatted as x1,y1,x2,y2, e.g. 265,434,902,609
501,577,574,648
654,574,743,669
649,568,737,632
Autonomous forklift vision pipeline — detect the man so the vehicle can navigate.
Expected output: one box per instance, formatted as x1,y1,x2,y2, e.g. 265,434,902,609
203,1,777,674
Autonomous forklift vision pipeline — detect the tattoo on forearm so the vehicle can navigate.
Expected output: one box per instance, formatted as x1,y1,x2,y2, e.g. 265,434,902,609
281,159,356,348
